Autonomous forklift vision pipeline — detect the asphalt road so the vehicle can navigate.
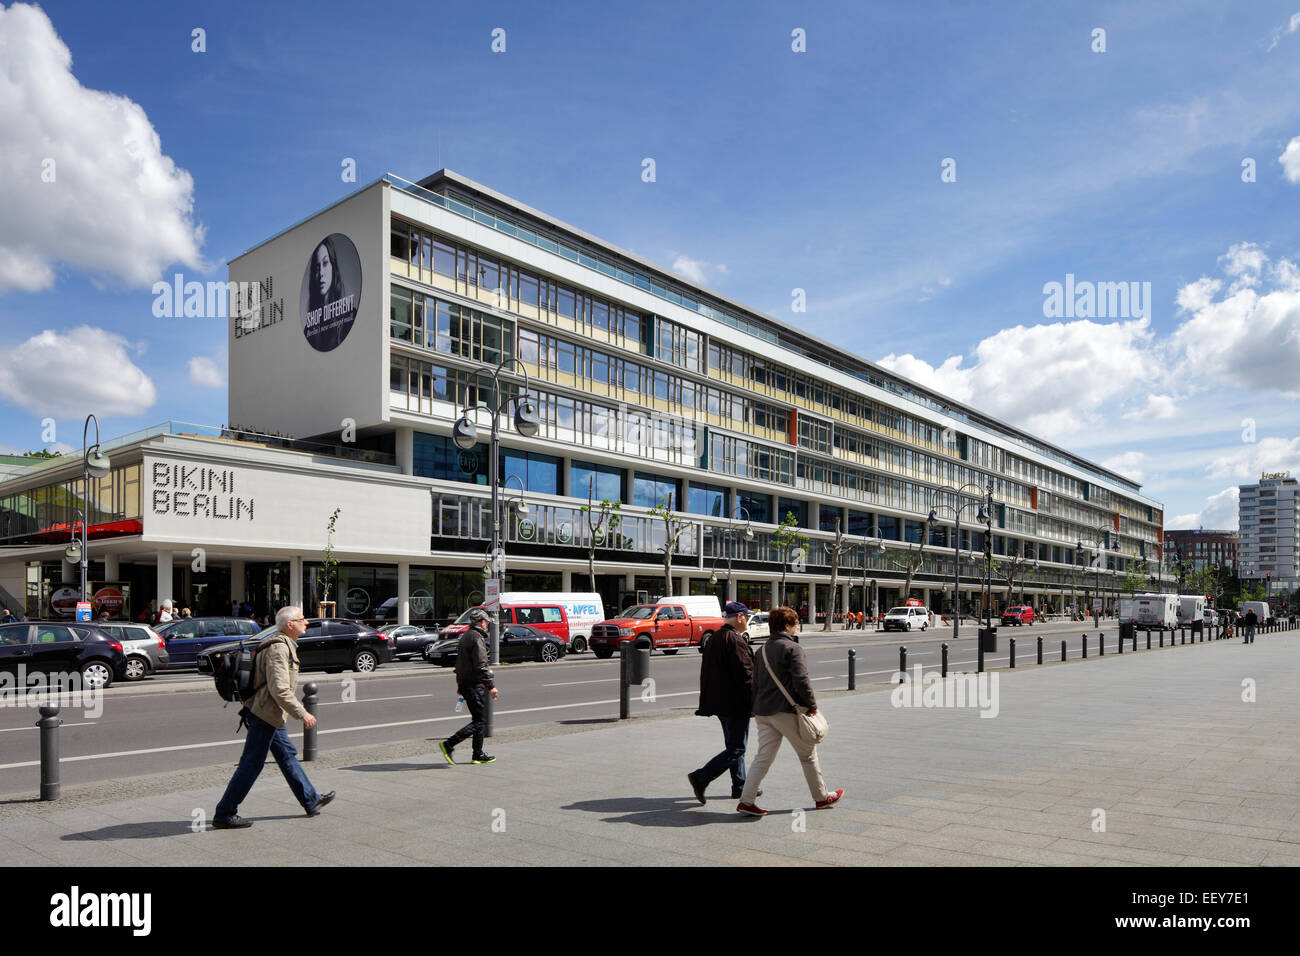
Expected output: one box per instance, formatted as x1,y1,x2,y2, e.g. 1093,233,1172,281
0,618,1166,795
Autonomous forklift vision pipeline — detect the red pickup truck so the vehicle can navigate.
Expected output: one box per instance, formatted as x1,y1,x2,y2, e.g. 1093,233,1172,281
588,600,724,658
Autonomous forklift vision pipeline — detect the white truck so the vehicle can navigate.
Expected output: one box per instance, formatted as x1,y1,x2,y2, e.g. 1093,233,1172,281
1239,601,1271,624
499,591,606,653
1177,595,1206,632
1132,593,1178,629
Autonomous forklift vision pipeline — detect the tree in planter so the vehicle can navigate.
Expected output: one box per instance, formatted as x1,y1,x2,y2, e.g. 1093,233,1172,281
1122,565,1148,595
997,543,1028,609
318,507,341,615
579,493,623,596
772,511,810,607
822,514,857,631
646,495,693,598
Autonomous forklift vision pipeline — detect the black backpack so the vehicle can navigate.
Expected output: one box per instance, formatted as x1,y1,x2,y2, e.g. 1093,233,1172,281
212,635,287,705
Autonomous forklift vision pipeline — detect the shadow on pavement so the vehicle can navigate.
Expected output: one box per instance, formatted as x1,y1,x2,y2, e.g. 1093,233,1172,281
62,821,205,840
341,762,448,772
556,718,618,726
562,796,766,826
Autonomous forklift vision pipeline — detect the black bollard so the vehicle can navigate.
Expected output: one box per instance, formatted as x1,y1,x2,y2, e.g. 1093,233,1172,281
1118,630,1123,654
848,648,856,690
899,646,907,684
1082,634,1088,659
302,682,318,761
941,642,949,678
619,641,630,719
1099,632,1104,656
1010,636,1016,668
1132,630,1138,652
1180,627,1186,645
1159,629,1164,648
1060,639,1066,662
38,704,62,801
1145,629,1150,650
1037,635,1043,665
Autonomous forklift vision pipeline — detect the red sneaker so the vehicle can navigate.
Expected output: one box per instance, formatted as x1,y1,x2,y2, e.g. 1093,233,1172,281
815,789,844,809
736,802,767,817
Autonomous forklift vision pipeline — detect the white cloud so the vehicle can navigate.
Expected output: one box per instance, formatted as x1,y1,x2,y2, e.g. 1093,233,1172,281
187,356,225,389
1123,394,1177,421
1280,135,1300,184
670,253,726,286
878,317,1156,440
1170,487,1240,531
0,3,203,292
1204,435,1300,482
1169,244,1300,395
1102,451,1145,483
1267,12,1300,51
0,326,157,417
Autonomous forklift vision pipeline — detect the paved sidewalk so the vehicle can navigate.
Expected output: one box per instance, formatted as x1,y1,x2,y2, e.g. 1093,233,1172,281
1,633,1297,866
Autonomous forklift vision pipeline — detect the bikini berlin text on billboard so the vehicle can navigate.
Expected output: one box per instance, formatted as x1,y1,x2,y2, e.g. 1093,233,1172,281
300,233,362,352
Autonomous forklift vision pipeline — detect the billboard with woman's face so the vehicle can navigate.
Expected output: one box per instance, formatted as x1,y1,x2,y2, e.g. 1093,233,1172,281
300,233,363,352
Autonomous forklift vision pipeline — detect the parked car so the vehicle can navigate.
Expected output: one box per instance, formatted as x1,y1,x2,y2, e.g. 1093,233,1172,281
197,618,394,675
742,611,771,644
422,623,566,665
156,616,262,668
88,622,170,681
882,606,930,632
0,621,126,689
1000,606,1035,626
590,596,725,658
389,624,441,661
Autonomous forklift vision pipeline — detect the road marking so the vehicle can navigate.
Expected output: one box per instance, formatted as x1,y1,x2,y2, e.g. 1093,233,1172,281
0,721,97,733
0,692,700,770
543,679,615,687
317,693,433,706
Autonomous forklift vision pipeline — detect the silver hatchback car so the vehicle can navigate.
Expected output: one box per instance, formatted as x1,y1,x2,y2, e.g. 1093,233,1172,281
93,622,170,681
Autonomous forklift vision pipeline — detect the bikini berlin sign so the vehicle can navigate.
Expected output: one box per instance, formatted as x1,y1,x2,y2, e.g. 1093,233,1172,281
151,462,255,521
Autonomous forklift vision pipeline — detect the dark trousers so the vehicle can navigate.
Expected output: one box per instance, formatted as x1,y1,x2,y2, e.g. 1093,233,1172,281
445,684,488,755
694,715,750,795
215,712,318,820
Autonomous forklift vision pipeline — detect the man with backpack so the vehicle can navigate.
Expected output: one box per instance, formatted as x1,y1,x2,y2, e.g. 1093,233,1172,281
212,606,335,829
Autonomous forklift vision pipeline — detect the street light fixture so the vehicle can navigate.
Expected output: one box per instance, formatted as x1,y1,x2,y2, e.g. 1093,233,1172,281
76,414,110,609
862,535,886,627
708,507,753,595
450,358,539,739
928,481,991,643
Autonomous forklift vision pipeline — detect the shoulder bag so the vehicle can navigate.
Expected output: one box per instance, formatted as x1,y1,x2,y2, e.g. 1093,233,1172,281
759,642,829,744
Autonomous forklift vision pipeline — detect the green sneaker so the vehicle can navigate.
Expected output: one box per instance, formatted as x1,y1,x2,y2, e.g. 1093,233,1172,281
439,741,455,765
471,753,496,764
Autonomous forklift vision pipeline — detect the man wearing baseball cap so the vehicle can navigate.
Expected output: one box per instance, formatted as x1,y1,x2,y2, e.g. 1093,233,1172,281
688,600,757,804
439,606,499,765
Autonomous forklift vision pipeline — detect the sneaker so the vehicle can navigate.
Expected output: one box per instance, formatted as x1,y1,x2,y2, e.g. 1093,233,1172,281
439,741,456,765
815,789,844,809
305,791,336,817
688,772,707,805
471,753,496,764
212,816,253,830
731,788,761,799
736,802,767,817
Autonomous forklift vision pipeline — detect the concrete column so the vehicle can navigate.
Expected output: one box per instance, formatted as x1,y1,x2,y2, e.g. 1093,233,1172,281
398,561,410,626
807,582,817,626
769,580,779,609
727,576,738,602
230,560,245,604
156,551,173,608
807,498,821,531
395,426,415,476
840,583,850,625
562,568,573,592
103,552,120,581
289,555,303,609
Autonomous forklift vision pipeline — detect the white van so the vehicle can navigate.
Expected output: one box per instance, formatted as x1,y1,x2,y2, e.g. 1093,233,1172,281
1240,601,1271,624
883,606,930,632
1177,595,1206,630
1132,593,1178,629
648,594,722,618
498,592,605,653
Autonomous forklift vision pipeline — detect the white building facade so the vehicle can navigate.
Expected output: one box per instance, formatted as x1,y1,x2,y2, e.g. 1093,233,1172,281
1238,474,1299,594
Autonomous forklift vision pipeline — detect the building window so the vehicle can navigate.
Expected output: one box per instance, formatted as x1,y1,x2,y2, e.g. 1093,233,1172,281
633,472,679,509
501,450,560,496
687,481,729,518
572,461,624,503
413,433,487,484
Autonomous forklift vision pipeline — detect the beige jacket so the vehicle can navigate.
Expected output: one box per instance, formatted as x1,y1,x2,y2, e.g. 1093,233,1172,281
248,633,308,728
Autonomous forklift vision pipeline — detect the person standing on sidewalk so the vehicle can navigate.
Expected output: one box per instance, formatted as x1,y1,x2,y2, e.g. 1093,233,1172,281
213,606,335,829
1244,607,1258,643
688,601,755,804
439,607,499,765
737,606,843,816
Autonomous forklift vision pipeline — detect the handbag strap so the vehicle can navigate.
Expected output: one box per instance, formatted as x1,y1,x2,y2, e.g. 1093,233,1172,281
759,642,802,712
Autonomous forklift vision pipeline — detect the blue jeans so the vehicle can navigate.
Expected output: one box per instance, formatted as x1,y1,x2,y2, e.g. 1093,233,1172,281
694,716,750,795
215,711,318,820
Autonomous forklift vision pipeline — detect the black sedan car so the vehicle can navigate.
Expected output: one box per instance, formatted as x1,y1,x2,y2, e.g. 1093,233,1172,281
388,624,441,661
197,618,395,675
423,624,565,666
0,621,126,689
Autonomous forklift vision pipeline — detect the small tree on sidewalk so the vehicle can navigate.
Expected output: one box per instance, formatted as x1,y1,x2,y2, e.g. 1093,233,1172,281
772,511,809,607
647,494,692,598
318,507,341,616
579,493,622,594
822,514,856,631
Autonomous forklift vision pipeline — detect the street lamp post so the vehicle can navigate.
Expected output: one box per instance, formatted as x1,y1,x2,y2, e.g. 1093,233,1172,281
451,360,539,736
929,481,992,643
70,415,111,610
862,535,885,627
708,507,753,598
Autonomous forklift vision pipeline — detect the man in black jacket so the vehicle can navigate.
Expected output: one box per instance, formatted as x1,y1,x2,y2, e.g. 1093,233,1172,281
439,607,499,765
688,601,756,803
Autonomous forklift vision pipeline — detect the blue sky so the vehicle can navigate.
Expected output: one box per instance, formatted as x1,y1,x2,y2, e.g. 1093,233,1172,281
2,0,1299,529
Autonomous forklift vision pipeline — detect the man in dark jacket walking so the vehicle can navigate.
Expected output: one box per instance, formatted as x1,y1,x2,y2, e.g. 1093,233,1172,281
439,607,499,765
1243,608,1258,644
688,601,756,803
